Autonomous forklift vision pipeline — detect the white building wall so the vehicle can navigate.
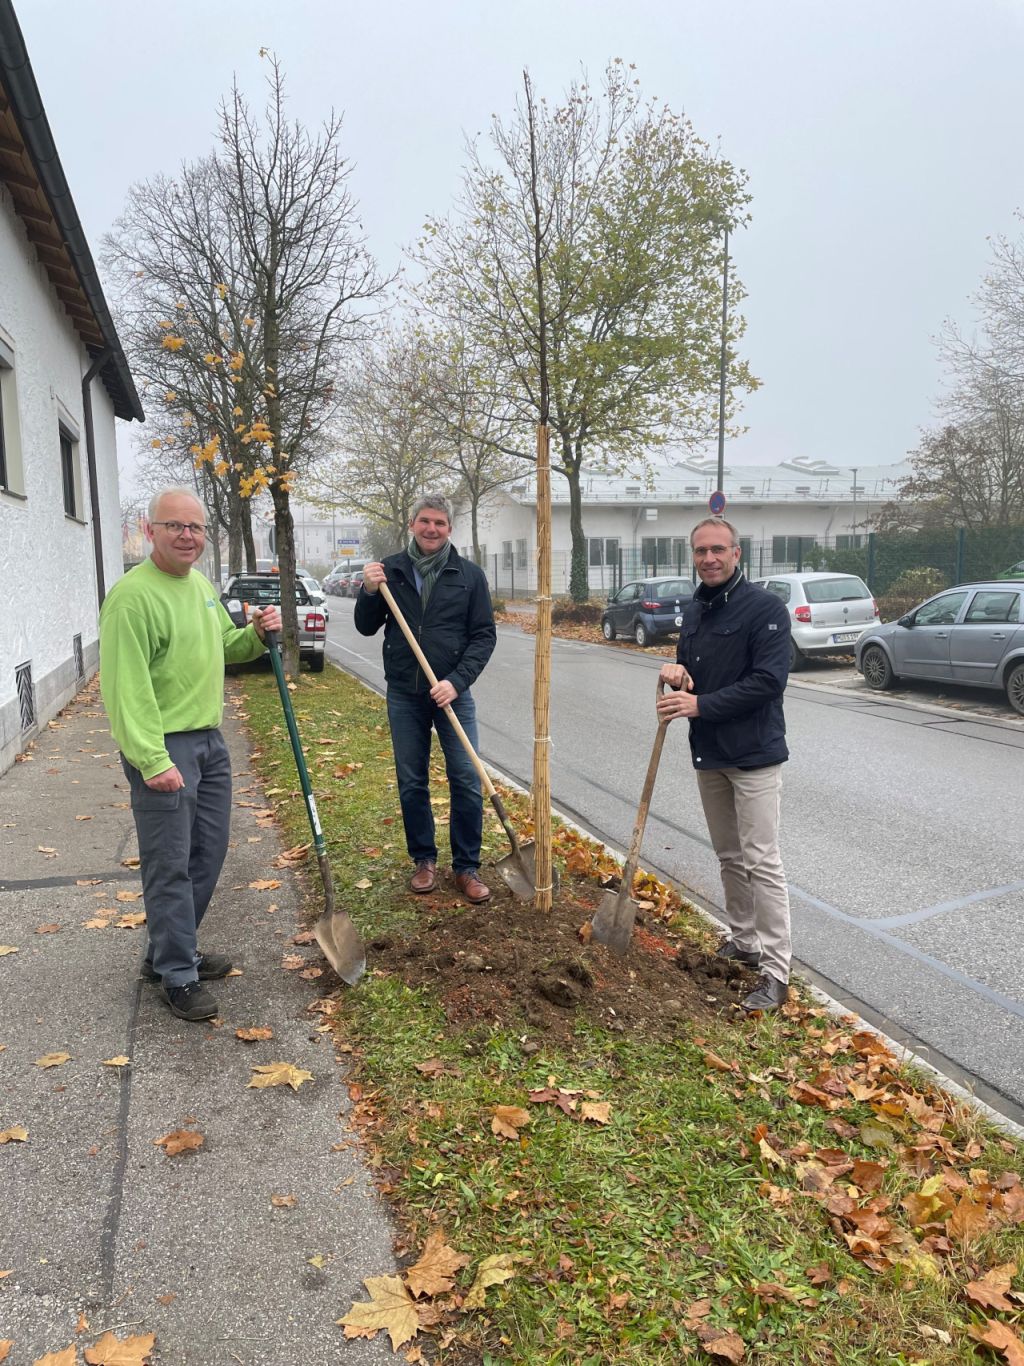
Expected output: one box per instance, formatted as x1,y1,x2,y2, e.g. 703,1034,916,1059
0,190,123,771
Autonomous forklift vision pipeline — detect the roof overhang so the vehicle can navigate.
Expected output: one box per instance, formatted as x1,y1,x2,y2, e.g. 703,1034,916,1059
0,0,143,421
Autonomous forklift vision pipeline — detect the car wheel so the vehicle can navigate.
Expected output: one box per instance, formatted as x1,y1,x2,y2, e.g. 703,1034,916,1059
634,621,651,647
789,639,805,672
1006,661,1024,716
602,617,616,641
861,644,895,691
307,653,326,673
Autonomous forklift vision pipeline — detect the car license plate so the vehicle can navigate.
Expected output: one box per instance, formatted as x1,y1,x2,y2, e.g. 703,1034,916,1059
674,615,683,627
833,631,858,644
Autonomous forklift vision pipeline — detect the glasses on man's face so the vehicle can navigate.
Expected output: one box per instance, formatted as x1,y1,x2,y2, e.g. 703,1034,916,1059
692,544,735,559
152,520,207,538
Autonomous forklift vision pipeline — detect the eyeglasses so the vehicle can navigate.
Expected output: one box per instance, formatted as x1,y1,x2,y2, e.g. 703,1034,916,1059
692,544,736,558
151,520,207,537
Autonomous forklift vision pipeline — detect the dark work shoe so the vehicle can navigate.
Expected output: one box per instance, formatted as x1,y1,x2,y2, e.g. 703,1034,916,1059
742,974,789,1014
715,939,761,970
454,870,492,904
162,981,219,1022
142,951,234,983
410,860,437,894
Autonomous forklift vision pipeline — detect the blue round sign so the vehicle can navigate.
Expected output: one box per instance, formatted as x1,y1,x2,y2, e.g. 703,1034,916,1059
709,490,727,515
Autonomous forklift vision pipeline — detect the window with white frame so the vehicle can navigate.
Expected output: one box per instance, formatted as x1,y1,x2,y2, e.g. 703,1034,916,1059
502,540,513,569
0,333,25,495
60,425,79,518
515,538,527,569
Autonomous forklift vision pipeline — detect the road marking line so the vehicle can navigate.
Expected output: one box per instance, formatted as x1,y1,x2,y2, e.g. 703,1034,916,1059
865,881,1024,929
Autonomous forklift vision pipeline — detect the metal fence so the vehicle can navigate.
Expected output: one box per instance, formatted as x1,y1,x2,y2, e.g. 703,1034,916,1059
481,525,1024,603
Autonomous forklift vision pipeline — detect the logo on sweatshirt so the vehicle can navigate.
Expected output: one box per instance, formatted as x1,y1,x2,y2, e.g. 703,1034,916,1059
206,599,217,608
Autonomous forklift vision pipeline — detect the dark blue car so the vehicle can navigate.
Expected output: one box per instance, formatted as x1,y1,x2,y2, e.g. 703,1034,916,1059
601,576,695,647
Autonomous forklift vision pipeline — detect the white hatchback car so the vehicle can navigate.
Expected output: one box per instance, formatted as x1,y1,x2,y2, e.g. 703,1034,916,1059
752,572,878,670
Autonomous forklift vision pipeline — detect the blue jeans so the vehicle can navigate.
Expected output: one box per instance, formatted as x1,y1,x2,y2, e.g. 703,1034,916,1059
385,688,483,875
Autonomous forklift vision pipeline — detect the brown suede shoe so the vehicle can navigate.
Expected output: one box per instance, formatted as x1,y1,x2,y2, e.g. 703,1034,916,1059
410,859,437,893
454,870,491,904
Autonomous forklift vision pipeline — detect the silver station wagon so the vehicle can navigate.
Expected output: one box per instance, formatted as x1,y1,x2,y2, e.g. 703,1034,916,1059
855,581,1024,715
752,572,878,671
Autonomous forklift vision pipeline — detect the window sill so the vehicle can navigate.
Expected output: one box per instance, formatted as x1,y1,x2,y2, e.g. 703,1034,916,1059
65,512,88,525
0,486,27,502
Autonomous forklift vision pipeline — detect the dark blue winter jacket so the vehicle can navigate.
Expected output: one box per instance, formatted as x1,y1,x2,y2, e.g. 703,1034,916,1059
674,571,791,771
354,546,496,697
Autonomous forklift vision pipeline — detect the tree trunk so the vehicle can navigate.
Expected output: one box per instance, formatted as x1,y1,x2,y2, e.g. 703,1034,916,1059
561,434,589,602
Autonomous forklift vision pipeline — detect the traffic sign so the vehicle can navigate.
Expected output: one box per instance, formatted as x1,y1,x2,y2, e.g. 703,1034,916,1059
709,490,727,515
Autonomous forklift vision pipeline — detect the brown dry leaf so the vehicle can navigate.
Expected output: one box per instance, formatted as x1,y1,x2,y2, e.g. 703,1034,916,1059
35,1052,71,1069
235,1027,274,1042
33,1349,76,1366
299,967,323,980
271,1193,297,1208
76,878,103,886
354,878,372,890
102,1057,130,1067
463,1253,516,1309
948,1191,992,1243
83,1330,157,1364
75,1311,89,1334
248,1062,313,1091
405,1229,470,1298
115,891,143,902
0,1126,28,1144
153,1129,204,1157
155,1294,176,1307
280,954,304,970
758,1136,786,1169
249,879,281,891
37,845,58,856
120,857,140,868
682,1298,712,1329
490,1105,531,1140
0,1342,9,1362
805,1263,832,1286
414,1057,446,1077
338,1275,418,1351
696,1325,746,1362
0,1270,11,1278
35,923,61,934
967,1318,1024,1366
965,1262,1018,1312
580,1100,611,1125
82,919,110,930
115,913,146,929
703,1050,734,1073
0,946,18,956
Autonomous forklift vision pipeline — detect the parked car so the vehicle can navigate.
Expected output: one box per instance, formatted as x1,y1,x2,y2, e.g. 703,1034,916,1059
221,573,327,672
323,569,347,596
854,581,1024,714
751,572,878,671
300,576,329,622
601,577,695,647
997,560,1024,580
345,571,365,598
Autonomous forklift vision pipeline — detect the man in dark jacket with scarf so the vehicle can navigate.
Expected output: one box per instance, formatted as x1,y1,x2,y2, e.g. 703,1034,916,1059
657,517,793,1012
355,495,497,903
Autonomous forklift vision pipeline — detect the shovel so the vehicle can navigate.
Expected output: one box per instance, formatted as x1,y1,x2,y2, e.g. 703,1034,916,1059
264,630,366,986
590,679,669,956
377,581,538,900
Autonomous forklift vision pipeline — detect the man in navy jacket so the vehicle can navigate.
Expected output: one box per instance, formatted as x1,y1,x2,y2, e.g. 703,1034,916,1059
657,517,793,1012
355,495,497,903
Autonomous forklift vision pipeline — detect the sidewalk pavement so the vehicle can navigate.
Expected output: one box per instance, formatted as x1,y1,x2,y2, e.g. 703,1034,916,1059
0,678,394,1365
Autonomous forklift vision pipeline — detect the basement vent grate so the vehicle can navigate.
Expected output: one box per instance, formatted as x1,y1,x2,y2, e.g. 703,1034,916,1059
73,633,84,681
16,660,35,733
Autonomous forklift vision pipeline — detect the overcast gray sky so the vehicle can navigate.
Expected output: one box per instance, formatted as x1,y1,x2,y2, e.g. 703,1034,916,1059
17,0,1024,482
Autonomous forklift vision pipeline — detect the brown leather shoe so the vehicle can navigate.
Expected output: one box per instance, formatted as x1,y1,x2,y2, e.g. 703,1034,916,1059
409,860,436,893
454,870,491,904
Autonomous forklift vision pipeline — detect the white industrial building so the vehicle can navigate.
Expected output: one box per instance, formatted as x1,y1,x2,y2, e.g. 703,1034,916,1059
0,3,144,772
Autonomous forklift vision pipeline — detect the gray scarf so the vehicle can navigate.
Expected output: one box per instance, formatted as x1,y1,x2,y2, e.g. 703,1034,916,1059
407,537,451,610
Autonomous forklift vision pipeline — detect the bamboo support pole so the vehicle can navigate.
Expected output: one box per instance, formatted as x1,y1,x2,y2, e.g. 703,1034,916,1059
532,422,553,912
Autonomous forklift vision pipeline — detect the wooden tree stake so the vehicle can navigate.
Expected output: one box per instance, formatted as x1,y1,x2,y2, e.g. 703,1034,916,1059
532,421,553,912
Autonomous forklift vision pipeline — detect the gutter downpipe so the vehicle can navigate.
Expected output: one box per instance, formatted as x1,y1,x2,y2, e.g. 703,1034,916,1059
83,346,113,608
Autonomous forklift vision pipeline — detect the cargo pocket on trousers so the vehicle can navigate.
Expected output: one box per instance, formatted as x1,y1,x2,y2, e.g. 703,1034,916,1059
132,787,182,812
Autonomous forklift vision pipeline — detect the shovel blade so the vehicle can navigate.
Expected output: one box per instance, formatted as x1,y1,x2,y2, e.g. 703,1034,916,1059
493,839,561,901
314,909,367,986
589,888,637,956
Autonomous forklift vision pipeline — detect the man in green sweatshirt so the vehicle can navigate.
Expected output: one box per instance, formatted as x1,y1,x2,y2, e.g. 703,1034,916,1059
100,488,281,1022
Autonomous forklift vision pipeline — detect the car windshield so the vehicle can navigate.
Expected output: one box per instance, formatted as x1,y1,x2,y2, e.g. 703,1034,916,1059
804,576,870,603
649,580,691,599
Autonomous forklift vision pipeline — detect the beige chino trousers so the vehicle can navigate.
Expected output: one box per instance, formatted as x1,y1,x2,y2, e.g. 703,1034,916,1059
696,764,792,985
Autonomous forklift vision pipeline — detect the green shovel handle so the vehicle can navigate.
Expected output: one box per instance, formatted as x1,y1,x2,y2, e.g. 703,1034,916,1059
264,630,327,860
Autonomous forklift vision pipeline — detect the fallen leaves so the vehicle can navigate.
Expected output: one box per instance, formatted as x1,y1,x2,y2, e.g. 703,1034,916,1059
248,1061,313,1091
0,1341,10,1363
249,879,281,891
115,890,143,903
0,946,18,956
33,1349,77,1366
35,1052,71,1069
83,1330,157,1364
965,1262,1019,1313
235,1027,274,1042
271,1193,297,1208
102,1056,131,1068
339,1276,418,1351
405,1230,470,1298
153,1128,204,1157
463,1253,516,1309
0,1126,28,1144
115,912,146,929
967,1318,1024,1365
490,1105,531,1140
35,923,61,935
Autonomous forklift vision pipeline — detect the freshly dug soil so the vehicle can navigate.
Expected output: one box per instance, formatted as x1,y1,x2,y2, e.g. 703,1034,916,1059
367,868,758,1044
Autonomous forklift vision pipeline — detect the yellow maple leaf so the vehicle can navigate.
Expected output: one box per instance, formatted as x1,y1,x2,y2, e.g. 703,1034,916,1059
0,946,18,956
0,1126,28,1144
338,1275,418,1351
83,1330,157,1364
491,1105,531,1140
249,879,281,891
235,1027,274,1042
115,891,143,903
161,336,185,352
102,1057,131,1068
115,913,147,929
35,1052,71,1069
248,1061,313,1092
153,1129,204,1157
580,1101,611,1125
0,1340,10,1362
271,1193,297,1208
32,1349,77,1366
405,1229,470,1298
463,1253,516,1309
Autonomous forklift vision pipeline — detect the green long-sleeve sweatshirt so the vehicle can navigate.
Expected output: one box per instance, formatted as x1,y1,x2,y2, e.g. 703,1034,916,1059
99,558,267,778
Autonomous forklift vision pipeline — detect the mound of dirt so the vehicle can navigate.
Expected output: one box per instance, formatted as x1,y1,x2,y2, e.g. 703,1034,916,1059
367,869,758,1044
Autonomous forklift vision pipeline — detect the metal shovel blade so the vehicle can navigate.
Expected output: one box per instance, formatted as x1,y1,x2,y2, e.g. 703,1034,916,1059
589,883,638,957
493,839,539,899
314,909,367,987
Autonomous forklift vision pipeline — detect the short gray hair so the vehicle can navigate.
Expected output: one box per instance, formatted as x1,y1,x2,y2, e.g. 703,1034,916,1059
148,487,203,521
410,494,453,526
690,516,740,548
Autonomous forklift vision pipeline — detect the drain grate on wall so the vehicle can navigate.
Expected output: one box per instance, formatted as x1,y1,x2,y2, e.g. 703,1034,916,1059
73,633,84,681
15,660,35,732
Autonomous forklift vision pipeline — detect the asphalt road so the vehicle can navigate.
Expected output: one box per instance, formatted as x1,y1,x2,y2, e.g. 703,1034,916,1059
324,597,1024,1121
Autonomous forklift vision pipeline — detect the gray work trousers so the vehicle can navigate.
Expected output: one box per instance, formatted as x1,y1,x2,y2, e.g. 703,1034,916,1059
121,728,232,987
696,764,792,985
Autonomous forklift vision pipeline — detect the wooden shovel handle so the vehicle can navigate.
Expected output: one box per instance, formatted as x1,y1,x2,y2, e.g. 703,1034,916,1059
377,581,497,797
618,680,670,895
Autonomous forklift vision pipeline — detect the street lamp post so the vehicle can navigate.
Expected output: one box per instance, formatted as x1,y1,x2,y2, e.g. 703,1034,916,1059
716,224,730,494
849,467,858,545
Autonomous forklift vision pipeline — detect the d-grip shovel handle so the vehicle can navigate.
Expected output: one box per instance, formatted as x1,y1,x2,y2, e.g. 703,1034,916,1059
376,581,498,799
